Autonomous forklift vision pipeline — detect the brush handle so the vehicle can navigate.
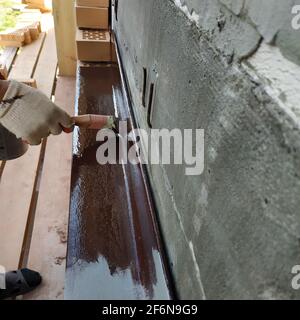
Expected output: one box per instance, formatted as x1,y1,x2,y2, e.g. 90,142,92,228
73,115,113,129
62,115,115,133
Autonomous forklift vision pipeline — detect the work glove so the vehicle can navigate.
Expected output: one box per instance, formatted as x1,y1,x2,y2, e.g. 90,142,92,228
0,80,74,145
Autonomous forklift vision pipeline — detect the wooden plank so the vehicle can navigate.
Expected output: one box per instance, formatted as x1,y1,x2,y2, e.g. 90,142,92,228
65,66,173,300
40,12,54,33
0,148,41,271
0,48,13,186
9,32,46,79
17,25,57,274
0,40,23,47
31,28,57,96
52,0,77,76
0,64,8,80
14,78,37,88
25,77,74,300
22,0,52,12
0,161,6,181
0,31,47,271
0,47,18,73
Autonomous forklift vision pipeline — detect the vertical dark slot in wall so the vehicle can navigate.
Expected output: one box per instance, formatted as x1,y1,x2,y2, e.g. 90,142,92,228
115,0,119,21
147,83,154,128
142,68,147,107
108,0,112,26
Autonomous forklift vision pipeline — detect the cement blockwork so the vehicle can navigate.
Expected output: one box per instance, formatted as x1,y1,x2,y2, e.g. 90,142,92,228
113,0,300,299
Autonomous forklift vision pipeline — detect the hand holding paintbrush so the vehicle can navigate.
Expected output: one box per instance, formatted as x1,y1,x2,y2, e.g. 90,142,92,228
62,114,116,133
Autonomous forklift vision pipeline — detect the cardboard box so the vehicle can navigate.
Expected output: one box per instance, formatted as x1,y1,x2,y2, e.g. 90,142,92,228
76,29,111,62
77,0,110,7
75,5,109,29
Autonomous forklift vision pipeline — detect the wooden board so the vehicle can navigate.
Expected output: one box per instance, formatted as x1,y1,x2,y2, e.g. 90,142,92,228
52,0,77,76
0,149,41,271
9,32,46,80
0,47,18,73
17,26,58,271
14,78,37,88
0,48,13,218
0,32,25,48
0,63,8,80
0,31,46,271
0,40,23,48
25,77,74,300
64,66,173,300
22,0,52,12
0,161,6,181
31,28,57,96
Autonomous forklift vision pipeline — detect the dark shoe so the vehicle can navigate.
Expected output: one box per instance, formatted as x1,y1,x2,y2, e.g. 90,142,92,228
0,268,42,300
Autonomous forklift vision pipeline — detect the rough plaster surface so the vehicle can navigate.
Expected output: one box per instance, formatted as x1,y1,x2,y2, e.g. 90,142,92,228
175,0,261,61
245,43,300,119
175,0,300,65
220,0,244,15
114,0,300,299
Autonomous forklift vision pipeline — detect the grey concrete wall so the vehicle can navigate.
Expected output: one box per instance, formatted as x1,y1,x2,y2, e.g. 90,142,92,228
113,0,300,299
182,0,300,64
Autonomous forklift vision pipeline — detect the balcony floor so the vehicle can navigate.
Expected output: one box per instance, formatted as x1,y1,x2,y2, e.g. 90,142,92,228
0,14,73,300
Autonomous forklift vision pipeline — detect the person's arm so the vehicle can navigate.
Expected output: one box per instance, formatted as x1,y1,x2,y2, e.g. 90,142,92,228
0,80,74,145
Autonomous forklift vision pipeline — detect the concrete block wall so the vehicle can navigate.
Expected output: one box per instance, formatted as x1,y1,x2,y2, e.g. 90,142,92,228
182,0,300,65
113,0,300,299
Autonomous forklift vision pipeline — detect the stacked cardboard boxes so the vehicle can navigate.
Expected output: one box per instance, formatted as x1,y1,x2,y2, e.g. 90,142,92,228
75,0,116,63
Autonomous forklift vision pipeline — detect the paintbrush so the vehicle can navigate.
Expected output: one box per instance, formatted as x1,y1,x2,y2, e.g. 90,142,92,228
63,114,117,133
73,115,116,129
63,115,117,133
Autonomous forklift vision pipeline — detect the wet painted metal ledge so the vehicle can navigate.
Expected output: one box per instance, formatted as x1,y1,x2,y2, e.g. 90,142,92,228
65,63,173,300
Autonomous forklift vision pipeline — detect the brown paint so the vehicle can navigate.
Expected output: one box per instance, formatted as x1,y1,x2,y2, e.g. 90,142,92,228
65,65,173,300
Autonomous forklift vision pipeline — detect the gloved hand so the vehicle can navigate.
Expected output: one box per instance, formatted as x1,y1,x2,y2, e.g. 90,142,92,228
0,80,74,145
